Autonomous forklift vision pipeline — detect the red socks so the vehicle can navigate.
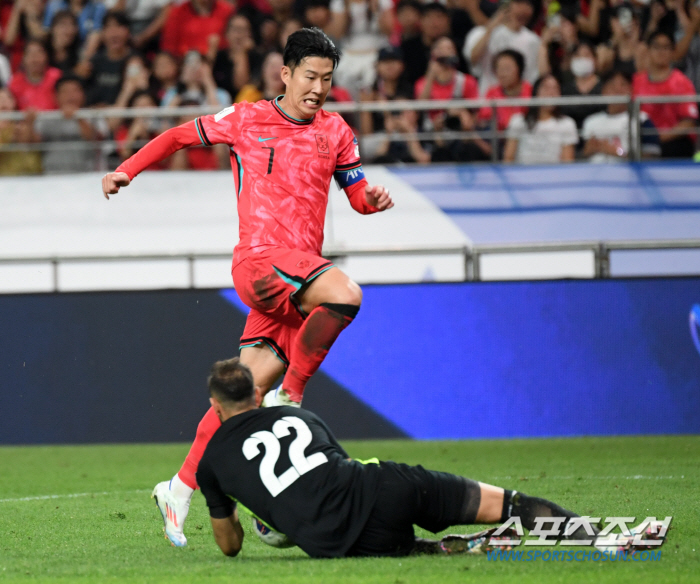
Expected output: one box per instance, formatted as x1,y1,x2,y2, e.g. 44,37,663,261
178,406,221,489
282,302,359,402
177,304,358,487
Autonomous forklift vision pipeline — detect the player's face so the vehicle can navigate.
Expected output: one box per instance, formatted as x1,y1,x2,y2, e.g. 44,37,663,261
282,57,334,118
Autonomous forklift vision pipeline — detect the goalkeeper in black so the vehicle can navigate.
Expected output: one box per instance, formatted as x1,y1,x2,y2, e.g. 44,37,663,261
192,357,595,558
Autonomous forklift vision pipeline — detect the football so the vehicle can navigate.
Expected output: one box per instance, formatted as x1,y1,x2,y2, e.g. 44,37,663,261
252,517,295,548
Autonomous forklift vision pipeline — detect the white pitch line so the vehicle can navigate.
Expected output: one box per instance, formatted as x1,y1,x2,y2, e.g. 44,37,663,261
490,476,685,480
0,489,150,503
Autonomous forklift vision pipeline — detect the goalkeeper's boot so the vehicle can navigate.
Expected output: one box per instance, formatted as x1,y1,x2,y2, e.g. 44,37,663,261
262,385,301,408
596,519,668,555
152,480,189,547
439,527,520,555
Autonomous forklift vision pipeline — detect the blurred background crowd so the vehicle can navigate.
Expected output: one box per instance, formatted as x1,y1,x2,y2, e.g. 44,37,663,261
0,0,698,173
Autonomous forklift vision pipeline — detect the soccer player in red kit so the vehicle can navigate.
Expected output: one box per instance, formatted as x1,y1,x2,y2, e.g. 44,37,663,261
101,28,394,547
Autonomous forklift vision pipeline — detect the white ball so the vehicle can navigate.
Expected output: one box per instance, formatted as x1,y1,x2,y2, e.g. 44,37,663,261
252,517,295,548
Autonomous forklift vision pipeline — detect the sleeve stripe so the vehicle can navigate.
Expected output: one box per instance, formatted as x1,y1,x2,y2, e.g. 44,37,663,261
195,117,212,146
336,160,362,171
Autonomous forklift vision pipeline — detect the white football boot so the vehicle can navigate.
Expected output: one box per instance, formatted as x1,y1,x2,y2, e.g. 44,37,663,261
151,479,191,547
262,385,301,408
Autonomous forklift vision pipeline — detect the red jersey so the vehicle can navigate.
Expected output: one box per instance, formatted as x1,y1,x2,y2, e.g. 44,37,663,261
8,68,61,111
160,0,234,58
477,82,532,131
414,71,479,121
117,98,375,266
632,69,699,130
414,71,479,101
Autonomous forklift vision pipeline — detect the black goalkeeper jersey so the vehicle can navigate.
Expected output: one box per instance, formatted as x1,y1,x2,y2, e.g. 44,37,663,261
196,406,382,558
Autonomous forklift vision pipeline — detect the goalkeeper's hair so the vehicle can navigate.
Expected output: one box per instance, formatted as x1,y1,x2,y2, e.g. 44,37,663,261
283,27,341,71
208,357,254,405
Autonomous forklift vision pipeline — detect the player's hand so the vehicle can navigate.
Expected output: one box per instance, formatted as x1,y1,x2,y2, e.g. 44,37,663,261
365,184,394,211
102,171,131,200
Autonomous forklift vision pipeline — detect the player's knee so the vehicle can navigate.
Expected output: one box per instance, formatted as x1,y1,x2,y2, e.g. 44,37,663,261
341,279,362,306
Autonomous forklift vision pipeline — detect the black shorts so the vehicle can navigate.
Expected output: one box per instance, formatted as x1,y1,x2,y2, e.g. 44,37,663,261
346,461,476,557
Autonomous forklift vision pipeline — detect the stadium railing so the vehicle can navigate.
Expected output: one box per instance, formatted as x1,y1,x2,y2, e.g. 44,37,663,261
0,94,698,168
3,238,700,292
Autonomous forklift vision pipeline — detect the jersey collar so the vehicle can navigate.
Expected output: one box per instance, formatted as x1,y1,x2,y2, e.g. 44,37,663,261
272,96,314,125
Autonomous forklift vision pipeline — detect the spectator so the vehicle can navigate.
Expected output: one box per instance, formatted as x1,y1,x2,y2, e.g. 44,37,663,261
448,0,486,52
358,46,411,159
152,51,179,101
84,11,133,106
160,0,234,60
633,30,698,158
597,4,644,77
642,0,681,45
104,0,171,51
235,50,284,102
395,0,422,43
256,14,282,54
115,89,163,162
504,74,578,164
0,87,42,175
478,48,532,132
577,0,613,45
372,103,432,164
108,53,153,132
162,50,231,106
279,17,303,49
9,39,62,110
303,0,331,30
561,42,604,128
415,36,478,116
47,10,80,74
213,14,262,99
582,68,661,162
268,0,297,26
401,2,452,88
464,0,541,95
43,0,106,41
675,4,700,93
34,74,100,173
327,0,396,97
416,36,488,161
3,0,48,71
537,7,579,79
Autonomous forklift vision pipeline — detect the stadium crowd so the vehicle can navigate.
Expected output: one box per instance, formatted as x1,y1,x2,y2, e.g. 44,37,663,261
0,0,698,173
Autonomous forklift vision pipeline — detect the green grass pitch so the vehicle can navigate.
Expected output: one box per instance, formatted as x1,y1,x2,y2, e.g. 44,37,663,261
1,436,698,583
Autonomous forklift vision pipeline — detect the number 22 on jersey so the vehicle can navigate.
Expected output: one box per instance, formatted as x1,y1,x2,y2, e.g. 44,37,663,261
242,416,328,497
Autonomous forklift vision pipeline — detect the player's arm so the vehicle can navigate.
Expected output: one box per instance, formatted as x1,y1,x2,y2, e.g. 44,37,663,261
102,120,203,199
335,125,394,214
102,107,239,199
211,508,245,557
197,456,244,556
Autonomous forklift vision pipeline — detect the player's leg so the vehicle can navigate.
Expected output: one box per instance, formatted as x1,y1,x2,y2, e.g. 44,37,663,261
280,267,362,403
406,466,597,552
153,344,284,546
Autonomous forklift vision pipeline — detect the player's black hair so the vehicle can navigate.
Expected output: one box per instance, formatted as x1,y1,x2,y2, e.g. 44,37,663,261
283,27,341,70
208,358,255,405
492,49,525,80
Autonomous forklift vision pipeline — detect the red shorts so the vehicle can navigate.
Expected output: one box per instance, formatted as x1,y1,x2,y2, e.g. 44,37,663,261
232,247,334,367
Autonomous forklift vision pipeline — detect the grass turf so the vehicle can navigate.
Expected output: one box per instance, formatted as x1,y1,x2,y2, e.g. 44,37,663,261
0,436,698,583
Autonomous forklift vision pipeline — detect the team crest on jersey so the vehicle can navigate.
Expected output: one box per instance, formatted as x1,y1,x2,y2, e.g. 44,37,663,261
316,135,329,154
